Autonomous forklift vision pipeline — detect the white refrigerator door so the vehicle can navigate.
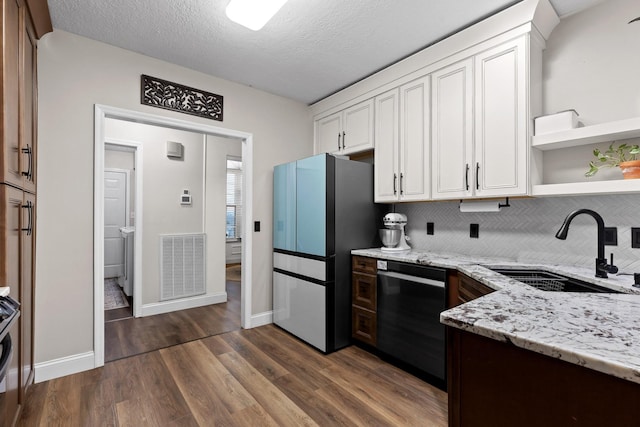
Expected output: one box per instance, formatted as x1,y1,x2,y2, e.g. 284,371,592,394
273,271,326,352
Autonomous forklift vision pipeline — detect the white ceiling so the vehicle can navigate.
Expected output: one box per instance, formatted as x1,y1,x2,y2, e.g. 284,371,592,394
46,0,603,105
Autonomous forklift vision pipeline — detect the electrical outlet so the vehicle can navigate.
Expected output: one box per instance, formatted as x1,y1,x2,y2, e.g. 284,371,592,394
254,221,261,232
426,222,434,235
470,223,479,239
604,227,618,246
632,228,640,248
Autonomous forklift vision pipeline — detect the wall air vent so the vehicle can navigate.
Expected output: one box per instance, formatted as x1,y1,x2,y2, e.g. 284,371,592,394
160,233,206,300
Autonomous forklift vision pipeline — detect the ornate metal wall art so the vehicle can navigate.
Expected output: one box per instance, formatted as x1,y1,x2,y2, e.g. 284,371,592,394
141,75,223,121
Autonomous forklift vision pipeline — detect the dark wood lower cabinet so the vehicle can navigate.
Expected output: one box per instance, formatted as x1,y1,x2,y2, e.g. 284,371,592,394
448,328,640,427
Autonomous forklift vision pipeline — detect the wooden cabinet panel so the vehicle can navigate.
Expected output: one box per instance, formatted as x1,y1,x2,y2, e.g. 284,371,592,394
352,256,377,346
458,273,494,304
448,329,640,427
20,11,37,193
352,272,376,311
1,0,22,189
352,306,376,346
351,256,377,276
20,192,34,397
0,184,22,426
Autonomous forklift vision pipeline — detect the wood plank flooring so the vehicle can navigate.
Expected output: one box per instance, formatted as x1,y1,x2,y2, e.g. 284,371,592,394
105,281,241,362
19,325,448,426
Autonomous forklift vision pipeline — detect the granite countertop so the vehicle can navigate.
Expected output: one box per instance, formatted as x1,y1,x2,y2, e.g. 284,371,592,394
351,248,640,384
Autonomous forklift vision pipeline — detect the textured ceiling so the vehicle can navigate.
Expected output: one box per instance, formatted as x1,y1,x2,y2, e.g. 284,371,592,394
47,0,603,105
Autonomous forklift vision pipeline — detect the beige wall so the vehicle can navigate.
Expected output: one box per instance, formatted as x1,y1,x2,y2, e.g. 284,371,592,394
36,30,312,364
543,0,640,124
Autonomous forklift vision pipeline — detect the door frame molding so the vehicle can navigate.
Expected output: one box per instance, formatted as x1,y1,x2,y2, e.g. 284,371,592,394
94,104,254,368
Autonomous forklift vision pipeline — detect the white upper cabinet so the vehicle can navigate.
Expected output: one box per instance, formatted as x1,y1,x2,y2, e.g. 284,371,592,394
374,89,399,202
432,36,529,200
315,99,374,155
431,58,474,199
474,37,527,197
375,76,430,202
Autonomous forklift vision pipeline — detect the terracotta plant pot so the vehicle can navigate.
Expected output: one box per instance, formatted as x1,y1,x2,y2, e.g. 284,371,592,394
619,160,640,179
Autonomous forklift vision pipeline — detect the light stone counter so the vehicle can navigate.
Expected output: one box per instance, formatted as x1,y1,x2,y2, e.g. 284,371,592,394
351,248,640,384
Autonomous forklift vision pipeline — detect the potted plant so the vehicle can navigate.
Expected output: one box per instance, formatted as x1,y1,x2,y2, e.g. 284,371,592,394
585,142,640,179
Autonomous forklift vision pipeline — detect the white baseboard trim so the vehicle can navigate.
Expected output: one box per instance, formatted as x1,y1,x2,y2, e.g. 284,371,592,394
35,351,95,383
249,311,273,328
140,292,227,317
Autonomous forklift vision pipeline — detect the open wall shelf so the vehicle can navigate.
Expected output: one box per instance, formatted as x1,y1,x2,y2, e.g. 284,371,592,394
532,116,640,151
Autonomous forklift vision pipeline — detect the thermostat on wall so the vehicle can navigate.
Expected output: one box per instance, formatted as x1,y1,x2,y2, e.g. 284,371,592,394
180,189,192,205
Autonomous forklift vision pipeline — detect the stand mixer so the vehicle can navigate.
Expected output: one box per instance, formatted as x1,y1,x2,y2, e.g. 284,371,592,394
380,213,410,252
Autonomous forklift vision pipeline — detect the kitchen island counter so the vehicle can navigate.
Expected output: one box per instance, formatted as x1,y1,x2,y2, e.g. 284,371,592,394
351,248,640,384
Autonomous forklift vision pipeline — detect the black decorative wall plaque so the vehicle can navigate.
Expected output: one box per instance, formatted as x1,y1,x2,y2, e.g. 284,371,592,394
141,75,223,121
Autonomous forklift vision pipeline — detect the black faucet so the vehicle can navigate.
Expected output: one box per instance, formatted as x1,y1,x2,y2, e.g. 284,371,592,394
555,209,618,278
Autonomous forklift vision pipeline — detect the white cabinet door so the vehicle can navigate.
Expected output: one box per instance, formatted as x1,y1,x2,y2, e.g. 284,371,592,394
399,76,430,201
475,37,528,197
315,112,342,154
431,58,474,200
374,89,399,202
315,99,374,155
342,99,374,154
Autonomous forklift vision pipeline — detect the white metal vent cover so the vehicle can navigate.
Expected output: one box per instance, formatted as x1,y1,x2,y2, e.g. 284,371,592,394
160,233,206,301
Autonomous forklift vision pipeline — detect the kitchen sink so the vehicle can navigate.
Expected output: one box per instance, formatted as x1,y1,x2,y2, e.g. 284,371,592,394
489,268,621,293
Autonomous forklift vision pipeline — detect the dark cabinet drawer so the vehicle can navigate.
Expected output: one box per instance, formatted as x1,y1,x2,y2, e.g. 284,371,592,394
352,256,377,275
458,273,495,304
352,272,376,311
352,306,376,346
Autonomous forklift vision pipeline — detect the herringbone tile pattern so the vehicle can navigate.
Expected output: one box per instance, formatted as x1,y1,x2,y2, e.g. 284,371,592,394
398,194,640,272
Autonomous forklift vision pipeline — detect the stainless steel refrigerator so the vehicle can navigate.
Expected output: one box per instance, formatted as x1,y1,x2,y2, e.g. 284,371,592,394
273,153,377,353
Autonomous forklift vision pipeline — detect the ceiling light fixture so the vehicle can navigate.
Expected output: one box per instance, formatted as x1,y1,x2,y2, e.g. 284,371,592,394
225,0,288,31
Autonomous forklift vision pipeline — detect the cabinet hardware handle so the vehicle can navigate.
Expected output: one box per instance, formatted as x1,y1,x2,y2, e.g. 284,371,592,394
21,201,33,236
465,164,470,191
342,131,346,149
21,145,33,180
476,162,480,190
393,173,397,195
337,133,341,150
400,173,404,195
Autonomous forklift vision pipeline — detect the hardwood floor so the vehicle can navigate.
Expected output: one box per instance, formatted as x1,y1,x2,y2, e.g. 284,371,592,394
18,325,448,426
105,280,241,362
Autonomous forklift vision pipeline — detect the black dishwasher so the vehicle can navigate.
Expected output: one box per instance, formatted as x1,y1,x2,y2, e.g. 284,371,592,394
377,261,447,389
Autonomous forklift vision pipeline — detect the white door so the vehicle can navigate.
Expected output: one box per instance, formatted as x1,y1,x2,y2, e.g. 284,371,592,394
400,76,431,201
374,88,399,202
104,170,128,278
432,58,474,199
474,37,527,197
315,112,342,154
342,99,374,154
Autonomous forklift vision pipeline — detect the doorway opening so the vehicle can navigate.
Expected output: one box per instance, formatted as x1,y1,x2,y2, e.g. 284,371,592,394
104,143,140,323
94,104,254,368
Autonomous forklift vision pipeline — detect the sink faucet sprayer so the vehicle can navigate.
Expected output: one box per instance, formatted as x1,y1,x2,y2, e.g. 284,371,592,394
555,209,618,278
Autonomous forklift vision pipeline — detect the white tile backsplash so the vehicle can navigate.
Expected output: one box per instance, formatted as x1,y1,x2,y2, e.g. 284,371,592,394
395,194,640,273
